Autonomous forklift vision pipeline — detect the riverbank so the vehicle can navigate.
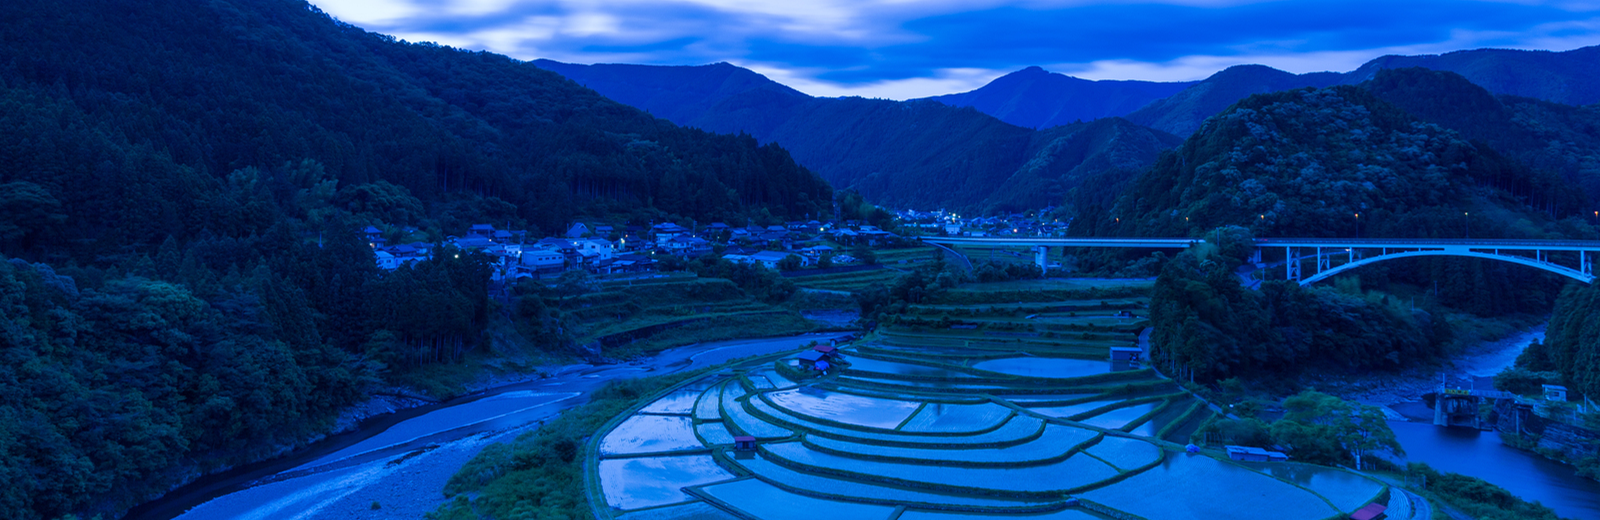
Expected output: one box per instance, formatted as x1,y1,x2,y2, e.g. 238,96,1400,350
147,332,850,520
1308,323,1546,414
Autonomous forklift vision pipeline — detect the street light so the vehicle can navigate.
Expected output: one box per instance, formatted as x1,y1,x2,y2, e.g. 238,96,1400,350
1464,212,1470,239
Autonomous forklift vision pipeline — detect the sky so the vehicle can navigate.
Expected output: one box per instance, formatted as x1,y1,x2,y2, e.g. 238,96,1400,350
311,0,1600,99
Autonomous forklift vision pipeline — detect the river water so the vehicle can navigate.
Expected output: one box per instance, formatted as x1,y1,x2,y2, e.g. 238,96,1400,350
1386,326,1600,520
127,332,850,520
1390,421,1600,519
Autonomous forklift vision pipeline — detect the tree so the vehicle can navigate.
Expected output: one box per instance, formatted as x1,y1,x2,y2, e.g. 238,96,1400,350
0,182,66,252
778,254,803,271
1277,391,1402,470
853,245,877,265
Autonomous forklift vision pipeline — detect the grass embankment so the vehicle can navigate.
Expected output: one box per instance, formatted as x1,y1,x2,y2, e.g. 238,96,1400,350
428,371,705,520
1375,463,1566,520
787,247,942,292
558,275,815,358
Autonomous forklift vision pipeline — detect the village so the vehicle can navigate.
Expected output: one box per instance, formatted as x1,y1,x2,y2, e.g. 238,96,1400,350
360,207,1078,281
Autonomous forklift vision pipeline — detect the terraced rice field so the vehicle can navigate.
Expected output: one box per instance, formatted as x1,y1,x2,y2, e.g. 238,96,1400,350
589,289,1394,519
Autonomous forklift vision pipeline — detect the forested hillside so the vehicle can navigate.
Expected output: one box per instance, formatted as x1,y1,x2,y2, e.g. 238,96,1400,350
923,66,1194,129
1123,65,1346,136
0,0,834,518
1076,83,1597,382
1348,45,1600,107
1116,46,1600,138
536,60,1181,212
1365,67,1600,207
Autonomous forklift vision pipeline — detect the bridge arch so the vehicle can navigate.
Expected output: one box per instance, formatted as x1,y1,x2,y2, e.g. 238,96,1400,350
1298,249,1595,285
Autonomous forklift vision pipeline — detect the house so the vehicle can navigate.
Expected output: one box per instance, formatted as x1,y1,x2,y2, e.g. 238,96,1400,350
493,229,515,243
749,251,793,270
799,245,835,259
1225,446,1288,462
363,225,383,243
652,223,691,245
722,252,752,265
374,250,398,270
574,238,616,260
454,236,497,250
566,222,590,238
756,231,792,250
1544,384,1568,402
468,224,496,238
520,249,566,276
812,345,839,360
665,235,712,257
610,253,657,273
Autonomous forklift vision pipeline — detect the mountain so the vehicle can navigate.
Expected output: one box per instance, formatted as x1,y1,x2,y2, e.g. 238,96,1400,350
0,1,835,518
922,66,1195,129
1348,46,1600,107
530,60,808,125
1115,46,1600,137
1363,67,1600,207
1123,65,1346,136
535,60,1181,211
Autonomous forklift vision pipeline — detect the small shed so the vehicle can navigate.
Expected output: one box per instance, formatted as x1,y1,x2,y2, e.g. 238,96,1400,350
1350,502,1387,520
797,350,825,363
1225,445,1288,462
812,345,838,359
1544,384,1568,402
733,436,756,451
1110,347,1142,362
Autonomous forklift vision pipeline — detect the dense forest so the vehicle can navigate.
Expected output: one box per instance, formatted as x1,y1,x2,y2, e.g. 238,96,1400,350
1076,72,1600,382
535,60,1183,212
0,0,838,518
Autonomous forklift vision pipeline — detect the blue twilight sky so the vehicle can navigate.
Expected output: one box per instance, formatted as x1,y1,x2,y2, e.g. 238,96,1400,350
311,0,1600,99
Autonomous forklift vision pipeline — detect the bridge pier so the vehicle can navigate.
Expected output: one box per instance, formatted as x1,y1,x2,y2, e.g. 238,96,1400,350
1032,245,1049,271
1286,247,1300,281
1433,393,1482,429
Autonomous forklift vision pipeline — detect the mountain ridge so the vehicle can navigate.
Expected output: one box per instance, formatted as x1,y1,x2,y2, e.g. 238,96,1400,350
535,60,1182,212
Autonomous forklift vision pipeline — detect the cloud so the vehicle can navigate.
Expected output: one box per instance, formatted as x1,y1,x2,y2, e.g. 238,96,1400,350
310,0,1600,99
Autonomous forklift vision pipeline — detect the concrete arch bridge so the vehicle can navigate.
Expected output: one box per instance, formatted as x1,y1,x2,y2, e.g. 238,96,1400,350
919,237,1600,285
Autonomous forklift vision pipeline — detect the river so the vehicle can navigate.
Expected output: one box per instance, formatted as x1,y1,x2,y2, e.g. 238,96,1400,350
1386,326,1600,520
125,332,850,520
1390,421,1600,518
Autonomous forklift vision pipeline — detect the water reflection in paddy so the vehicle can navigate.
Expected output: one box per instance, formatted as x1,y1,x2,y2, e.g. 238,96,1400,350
971,357,1110,378
764,388,922,429
600,455,734,510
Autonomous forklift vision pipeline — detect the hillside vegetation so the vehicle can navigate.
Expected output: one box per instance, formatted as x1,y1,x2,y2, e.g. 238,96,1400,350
1075,79,1598,382
0,0,835,518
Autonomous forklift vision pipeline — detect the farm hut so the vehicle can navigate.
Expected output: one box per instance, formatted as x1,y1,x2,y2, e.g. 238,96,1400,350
733,436,757,451
1110,347,1142,361
1544,384,1568,402
1225,445,1288,462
